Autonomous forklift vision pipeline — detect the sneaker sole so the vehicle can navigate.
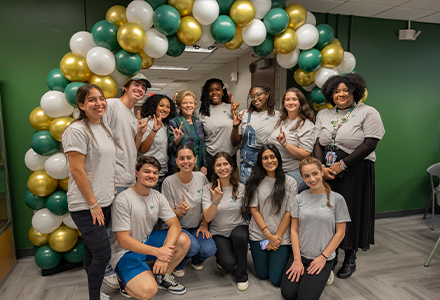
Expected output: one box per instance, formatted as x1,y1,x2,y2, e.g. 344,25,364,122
158,285,187,295
103,279,120,290
191,263,204,271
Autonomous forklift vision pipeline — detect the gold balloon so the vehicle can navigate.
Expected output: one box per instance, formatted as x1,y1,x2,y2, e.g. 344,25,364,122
274,28,298,54
27,170,58,197
89,74,118,99
321,44,344,68
230,0,256,27
139,49,155,69
169,0,194,16
29,107,54,131
106,5,128,27
48,226,78,252
60,52,92,82
285,3,307,30
271,48,278,55
49,117,73,142
223,27,243,50
177,16,202,45
76,229,83,239
59,176,68,192
359,88,368,103
312,102,327,112
29,227,49,247
327,102,335,109
332,38,341,46
117,22,146,53
294,68,317,86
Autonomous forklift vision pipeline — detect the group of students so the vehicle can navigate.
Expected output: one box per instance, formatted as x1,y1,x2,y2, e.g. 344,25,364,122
62,72,384,300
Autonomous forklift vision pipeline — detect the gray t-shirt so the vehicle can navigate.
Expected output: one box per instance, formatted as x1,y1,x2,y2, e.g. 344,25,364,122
62,121,116,212
315,103,385,162
162,172,209,229
139,118,168,176
198,103,238,156
249,175,298,245
202,183,246,237
238,110,281,144
268,118,316,172
102,98,137,187
290,190,351,260
109,188,176,269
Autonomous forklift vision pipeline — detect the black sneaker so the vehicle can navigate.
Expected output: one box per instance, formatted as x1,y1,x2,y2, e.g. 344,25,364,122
120,287,132,298
155,274,186,295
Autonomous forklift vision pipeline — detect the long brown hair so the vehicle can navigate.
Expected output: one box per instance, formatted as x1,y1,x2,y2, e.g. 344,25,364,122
299,157,332,208
211,152,240,201
276,87,315,130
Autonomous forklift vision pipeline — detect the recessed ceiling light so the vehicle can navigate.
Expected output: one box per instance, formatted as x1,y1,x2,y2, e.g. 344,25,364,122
150,66,190,71
184,46,217,53
151,83,168,86
148,87,162,91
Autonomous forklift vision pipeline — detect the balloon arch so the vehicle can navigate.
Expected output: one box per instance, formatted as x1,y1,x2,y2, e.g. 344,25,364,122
25,0,360,271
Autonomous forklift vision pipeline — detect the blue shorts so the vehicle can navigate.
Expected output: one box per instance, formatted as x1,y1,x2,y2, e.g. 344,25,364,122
115,229,168,287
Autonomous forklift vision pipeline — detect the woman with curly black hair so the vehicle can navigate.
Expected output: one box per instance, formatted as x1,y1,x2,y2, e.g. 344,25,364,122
314,73,385,279
243,144,297,287
198,78,237,181
139,94,177,191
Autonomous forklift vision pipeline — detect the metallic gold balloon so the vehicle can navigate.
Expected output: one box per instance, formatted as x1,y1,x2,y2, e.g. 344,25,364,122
60,52,92,82
49,117,73,142
274,28,297,54
312,102,327,112
59,177,68,192
30,107,54,131
139,49,155,69
27,170,58,197
29,227,49,246
117,22,146,53
76,229,82,239
169,0,194,16
229,0,256,27
271,48,278,55
177,16,202,45
321,44,344,68
285,3,307,30
359,88,368,103
294,68,317,86
48,226,78,252
106,5,128,27
223,27,243,50
89,74,118,99
332,38,341,46
327,102,335,109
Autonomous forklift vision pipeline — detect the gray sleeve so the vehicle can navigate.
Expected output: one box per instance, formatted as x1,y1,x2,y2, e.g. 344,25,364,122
250,190,259,208
290,195,300,218
363,107,385,140
158,194,180,222
161,178,176,210
202,184,211,211
62,126,88,155
112,196,132,232
334,193,351,223
298,121,316,153
315,113,323,141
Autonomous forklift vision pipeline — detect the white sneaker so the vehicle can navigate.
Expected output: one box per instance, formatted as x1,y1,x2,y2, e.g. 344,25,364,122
327,270,334,286
100,292,111,300
156,274,186,295
172,268,185,278
191,261,204,271
103,273,119,289
216,259,222,269
237,281,249,291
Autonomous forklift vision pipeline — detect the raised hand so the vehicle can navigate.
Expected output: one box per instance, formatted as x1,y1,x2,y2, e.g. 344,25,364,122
209,179,223,204
276,127,287,146
232,110,245,127
175,193,190,216
172,122,184,145
136,110,148,135
152,115,163,132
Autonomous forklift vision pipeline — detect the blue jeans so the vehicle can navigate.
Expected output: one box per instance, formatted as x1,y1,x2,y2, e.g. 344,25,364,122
286,168,308,193
239,112,263,184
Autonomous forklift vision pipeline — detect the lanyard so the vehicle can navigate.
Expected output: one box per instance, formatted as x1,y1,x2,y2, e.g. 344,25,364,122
330,104,356,149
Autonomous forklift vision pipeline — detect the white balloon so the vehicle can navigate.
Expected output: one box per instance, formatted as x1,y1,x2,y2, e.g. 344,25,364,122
70,31,96,57
197,25,215,47
86,47,115,76
250,0,271,19
302,82,317,92
315,67,339,88
32,208,63,234
110,69,129,87
305,11,316,26
72,108,80,119
25,148,49,171
40,91,74,118
62,214,78,229
193,0,219,26
276,48,300,69
45,152,70,180
126,0,154,30
335,51,356,74
242,19,266,47
296,24,319,50
143,29,168,58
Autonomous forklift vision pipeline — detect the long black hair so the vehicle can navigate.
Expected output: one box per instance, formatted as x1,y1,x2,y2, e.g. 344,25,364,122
140,94,177,125
243,144,286,215
199,78,229,117
247,82,276,116
321,73,367,106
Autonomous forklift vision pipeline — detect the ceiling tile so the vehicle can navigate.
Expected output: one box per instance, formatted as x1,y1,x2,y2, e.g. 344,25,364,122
330,2,391,16
349,0,408,5
374,7,433,19
286,0,345,13
399,0,440,10
417,11,440,23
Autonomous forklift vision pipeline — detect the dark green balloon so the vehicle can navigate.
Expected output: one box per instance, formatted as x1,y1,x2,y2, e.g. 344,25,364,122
91,20,119,51
46,68,70,92
263,8,288,35
31,131,61,156
315,24,334,50
166,34,185,57
63,240,84,264
271,0,286,9
311,87,327,105
25,190,47,210
145,0,167,10
114,49,142,76
35,245,62,270
64,82,85,108
216,0,235,15
46,191,68,216
211,15,236,44
252,34,274,57
34,245,41,253
154,5,181,36
298,49,322,72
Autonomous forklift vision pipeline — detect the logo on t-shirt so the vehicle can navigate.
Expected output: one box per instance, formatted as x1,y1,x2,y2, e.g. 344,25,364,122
150,205,158,211
265,117,270,121
320,204,333,212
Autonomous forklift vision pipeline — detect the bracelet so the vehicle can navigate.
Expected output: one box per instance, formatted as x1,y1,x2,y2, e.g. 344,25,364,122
180,211,187,216
89,203,99,210
321,253,328,259
338,159,347,171
212,200,220,205
264,230,270,236
321,164,326,169
200,223,208,228
152,129,158,133
261,226,268,232
283,141,287,147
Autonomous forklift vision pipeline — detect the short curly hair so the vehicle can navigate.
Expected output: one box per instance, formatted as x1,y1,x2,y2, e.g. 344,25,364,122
321,73,367,106
140,94,177,125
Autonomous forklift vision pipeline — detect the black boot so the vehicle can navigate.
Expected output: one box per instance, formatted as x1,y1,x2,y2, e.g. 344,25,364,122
336,249,356,279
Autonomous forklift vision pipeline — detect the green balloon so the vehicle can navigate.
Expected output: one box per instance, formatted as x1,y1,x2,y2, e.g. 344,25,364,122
315,24,334,50
63,240,84,264
271,0,286,9
64,82,85,108
154,5,181,36
31,131,61,156
35,245,62,270
263,8,289,35
166,34,185,57
311,87,327,105
252,34,274,57
145,0,167,10
34,245,41,253
216,0,235,15
46,68,70,92
46,191,68,216
114,49,142,76
211,15,236,44
91,20,119,51
298,49,322,72
342,69,356,76
25,190,47,210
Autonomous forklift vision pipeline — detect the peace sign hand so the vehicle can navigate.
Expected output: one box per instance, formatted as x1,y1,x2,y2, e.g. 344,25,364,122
172,122,184,145
276,127,287,146
232,110,245,127
152,115,163,132
209,179,223,204
175,193,190,216
136,110,148,135
230,98,241,115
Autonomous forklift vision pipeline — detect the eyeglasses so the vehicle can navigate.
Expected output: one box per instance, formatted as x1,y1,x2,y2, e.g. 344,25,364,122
248,92,266,100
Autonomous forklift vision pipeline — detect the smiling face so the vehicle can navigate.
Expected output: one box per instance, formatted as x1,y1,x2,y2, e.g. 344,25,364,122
284,91,300,117
179,95,195,118
333,83,355,109
78,88,107,124
155,98,171,120
262,149,278,176
249,87,268,112
125,80,148,102
301,163,324,192
209,82,224,106
176,148,197,173
214,156,232,179
136,163,159,188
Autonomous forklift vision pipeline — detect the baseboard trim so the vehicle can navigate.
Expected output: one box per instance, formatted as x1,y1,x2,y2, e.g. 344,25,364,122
375,208,426,219
16,248,35,258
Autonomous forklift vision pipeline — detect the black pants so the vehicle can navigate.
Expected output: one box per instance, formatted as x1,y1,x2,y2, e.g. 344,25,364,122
206,152,237,182
70,205,111,300
212,225,249,283
281,255,334,300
